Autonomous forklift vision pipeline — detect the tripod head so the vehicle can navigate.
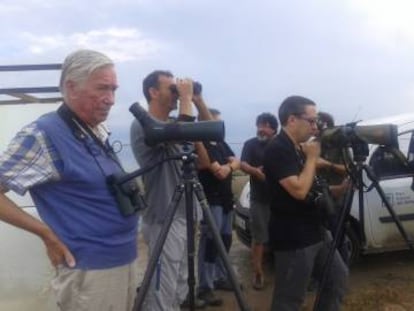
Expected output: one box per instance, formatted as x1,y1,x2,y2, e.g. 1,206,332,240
107,147,199,215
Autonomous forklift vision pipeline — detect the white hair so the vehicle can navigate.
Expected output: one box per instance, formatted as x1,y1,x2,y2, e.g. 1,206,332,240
59,49,114,99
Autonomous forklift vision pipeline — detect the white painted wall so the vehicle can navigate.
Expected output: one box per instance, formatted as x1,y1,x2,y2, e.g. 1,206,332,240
0,103,58,311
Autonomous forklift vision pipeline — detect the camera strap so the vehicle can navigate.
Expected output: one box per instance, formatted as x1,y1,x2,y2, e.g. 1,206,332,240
57,103,123,171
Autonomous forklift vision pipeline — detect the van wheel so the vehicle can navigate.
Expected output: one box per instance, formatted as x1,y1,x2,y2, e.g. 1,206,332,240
342,226,360,265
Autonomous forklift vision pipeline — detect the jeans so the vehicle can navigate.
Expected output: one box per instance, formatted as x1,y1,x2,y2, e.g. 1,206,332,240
198,205,233,291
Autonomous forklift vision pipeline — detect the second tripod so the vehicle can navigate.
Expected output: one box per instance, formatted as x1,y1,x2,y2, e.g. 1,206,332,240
313,155,414,311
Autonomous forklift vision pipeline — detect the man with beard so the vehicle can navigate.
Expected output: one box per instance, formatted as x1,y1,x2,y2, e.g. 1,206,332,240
240,113,278,290
263,96,348,311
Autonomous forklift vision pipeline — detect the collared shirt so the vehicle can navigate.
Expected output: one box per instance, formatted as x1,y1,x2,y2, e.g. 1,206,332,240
0,121,109,195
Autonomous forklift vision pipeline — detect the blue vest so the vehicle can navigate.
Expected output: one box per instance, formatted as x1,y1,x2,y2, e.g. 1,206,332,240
31,112,138,269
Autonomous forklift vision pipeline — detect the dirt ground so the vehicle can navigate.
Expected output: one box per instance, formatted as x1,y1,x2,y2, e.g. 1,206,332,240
136,175,414,311
215,237,414,311
136,232,414,311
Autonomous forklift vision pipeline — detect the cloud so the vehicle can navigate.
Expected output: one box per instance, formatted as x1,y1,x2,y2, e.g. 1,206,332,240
21,27,164,62
346,0,414,48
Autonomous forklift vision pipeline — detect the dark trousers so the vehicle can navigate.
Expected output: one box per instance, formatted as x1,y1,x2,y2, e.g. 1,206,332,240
270,233,348,311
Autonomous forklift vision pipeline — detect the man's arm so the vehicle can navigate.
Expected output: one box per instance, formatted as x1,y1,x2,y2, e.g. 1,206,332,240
0,190,75,267
177,78,194,117
210,161,232,180
240,140,265,181
210,143,239,180
279,141,320,200
317,157,347,175
228,156,241,171
240,161,266,181
329,177,351,199
192,94,213,121
0,124,75,268
195,142,211,170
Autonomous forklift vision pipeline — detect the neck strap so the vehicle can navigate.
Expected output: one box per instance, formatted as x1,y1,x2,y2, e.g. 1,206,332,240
57,103,120,166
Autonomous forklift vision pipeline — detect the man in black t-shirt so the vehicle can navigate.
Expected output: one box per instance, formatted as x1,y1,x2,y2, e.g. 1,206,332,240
240,112,278,290
197,109,240,306
263,96,348,311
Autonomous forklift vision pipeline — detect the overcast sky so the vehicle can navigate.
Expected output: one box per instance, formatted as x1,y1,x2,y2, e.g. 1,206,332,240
2,0,414,159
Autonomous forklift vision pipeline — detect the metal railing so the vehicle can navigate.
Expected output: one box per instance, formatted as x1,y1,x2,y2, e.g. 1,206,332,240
0,63,62,105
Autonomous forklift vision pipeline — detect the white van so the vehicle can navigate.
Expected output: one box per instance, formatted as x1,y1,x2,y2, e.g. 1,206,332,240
234,114,414,262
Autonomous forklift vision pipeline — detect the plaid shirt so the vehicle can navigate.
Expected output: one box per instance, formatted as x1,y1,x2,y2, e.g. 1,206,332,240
0,120,109,195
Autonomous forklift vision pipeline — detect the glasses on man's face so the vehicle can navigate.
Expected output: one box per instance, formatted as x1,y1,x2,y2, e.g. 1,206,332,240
295,114,318,126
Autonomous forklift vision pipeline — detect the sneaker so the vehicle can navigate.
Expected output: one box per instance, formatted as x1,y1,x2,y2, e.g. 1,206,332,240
252,273,265,290
197,289,223,307
214,278,243,291
180,294,207,309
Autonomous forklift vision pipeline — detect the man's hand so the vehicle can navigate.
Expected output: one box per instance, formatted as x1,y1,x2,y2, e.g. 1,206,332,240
43,230,76,268
176,78,193,103
255,166,266,182
300,140,321,160
192,93,203,107
211,161,232,180
0,192,76,268
330,177,352,199
191,87,212,121
229,157,241,171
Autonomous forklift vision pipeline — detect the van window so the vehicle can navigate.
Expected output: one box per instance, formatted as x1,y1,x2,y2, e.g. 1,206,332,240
370,146,410,179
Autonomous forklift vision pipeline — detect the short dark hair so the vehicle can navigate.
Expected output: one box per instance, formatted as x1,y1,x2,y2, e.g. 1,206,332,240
142,70,173,102
278,95,316,126
318,111,335,128
256,113,278,131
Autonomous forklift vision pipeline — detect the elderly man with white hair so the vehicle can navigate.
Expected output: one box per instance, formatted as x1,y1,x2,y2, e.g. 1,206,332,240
0,49,139,311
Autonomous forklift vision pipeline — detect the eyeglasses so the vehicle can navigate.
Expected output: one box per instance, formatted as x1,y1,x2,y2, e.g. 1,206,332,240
295,115,318,126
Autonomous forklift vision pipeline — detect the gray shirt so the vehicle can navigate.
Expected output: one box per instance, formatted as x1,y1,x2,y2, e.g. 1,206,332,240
130,119,196,224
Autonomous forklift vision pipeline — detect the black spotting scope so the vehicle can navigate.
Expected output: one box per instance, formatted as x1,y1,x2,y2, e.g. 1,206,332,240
129,102,225,146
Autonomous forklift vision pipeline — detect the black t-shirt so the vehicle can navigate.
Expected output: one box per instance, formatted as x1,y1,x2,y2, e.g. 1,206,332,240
198,141,235,212
241,137,270,203
263,130,323,250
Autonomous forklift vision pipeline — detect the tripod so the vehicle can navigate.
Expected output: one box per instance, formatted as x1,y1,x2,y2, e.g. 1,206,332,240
313,154,414,311
114,149,250,311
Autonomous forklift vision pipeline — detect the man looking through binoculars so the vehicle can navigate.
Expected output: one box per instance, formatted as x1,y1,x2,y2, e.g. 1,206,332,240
130,70,212,310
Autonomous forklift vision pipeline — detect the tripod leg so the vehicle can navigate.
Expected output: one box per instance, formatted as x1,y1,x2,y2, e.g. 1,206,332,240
357,174,367,245
313,182,354,311
193,182,251,311
184,182,196,311
133,185,185,311
364,165,414,251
